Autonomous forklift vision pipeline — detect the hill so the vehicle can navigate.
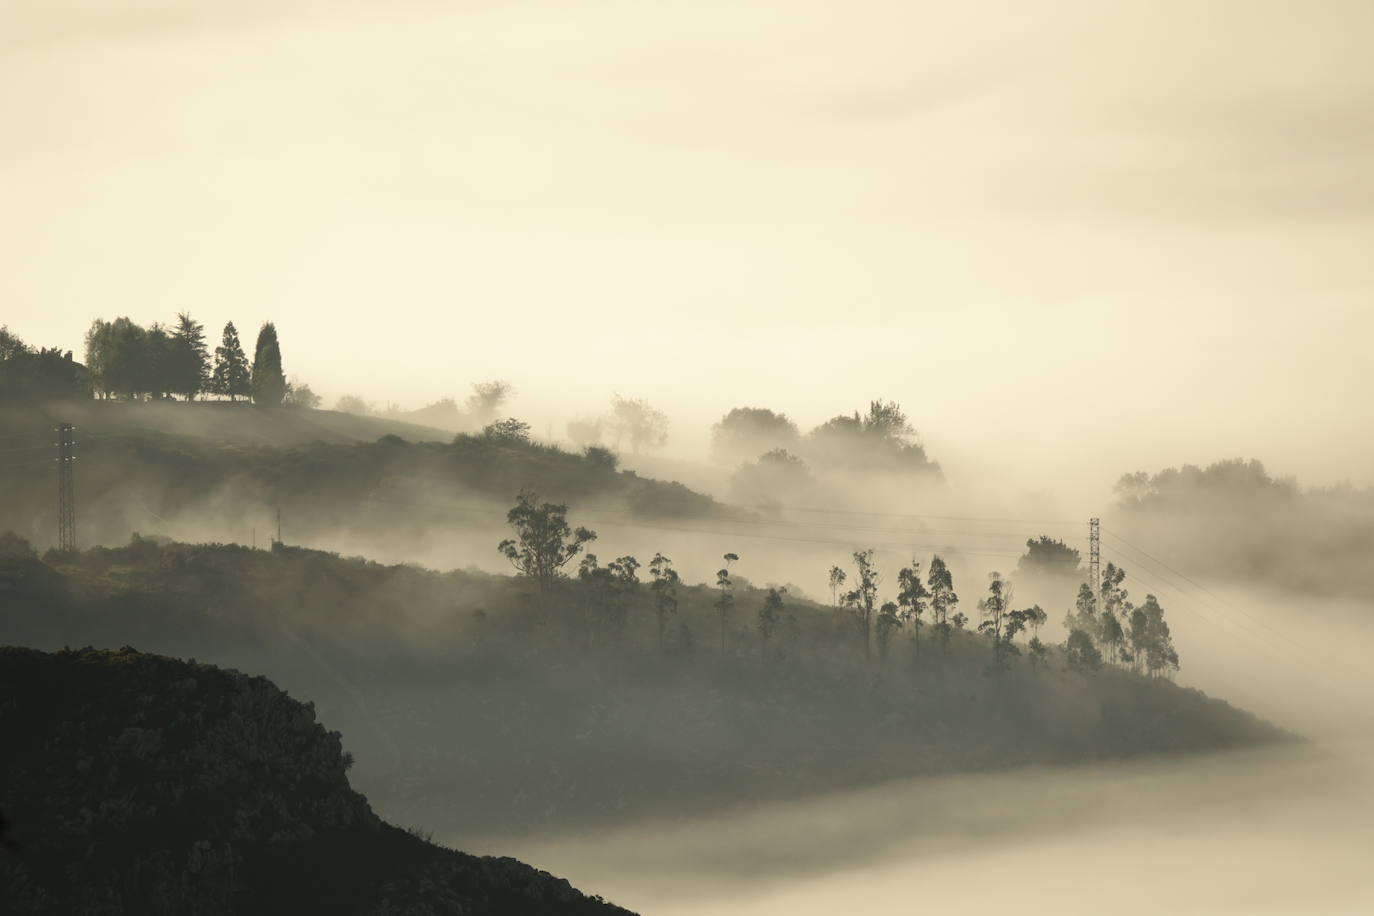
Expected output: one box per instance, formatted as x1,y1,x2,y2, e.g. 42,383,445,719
0,534,1289,846
0,645,632,915
0,401,743,556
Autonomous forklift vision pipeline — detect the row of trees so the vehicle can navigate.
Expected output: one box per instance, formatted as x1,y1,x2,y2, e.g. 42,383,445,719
1063,562,1180,677
566,395,670,454
494,492,1180,677
713,401,941,476
83,315,295,406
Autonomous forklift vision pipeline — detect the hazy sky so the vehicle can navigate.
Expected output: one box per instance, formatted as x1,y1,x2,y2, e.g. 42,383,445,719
5,0,1373,496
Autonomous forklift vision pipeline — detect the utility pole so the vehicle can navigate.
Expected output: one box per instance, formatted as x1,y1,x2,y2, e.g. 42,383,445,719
1089,517,1101,613
275,505,282,546
55,423,76,552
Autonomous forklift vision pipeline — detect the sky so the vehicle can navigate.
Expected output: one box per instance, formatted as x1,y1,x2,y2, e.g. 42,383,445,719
4,0,1373,499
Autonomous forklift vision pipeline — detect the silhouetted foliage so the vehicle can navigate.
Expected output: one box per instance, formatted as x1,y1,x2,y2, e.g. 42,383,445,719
803,400,940,476
648,553,680,652
498,492,597,591
608,394,668,454
483,417,533,443
710,407,801,464
0,646,631,915
1016,535,1082,578
467,380,515,425
0,327,89,402
251,321,287,407
210,321,251,401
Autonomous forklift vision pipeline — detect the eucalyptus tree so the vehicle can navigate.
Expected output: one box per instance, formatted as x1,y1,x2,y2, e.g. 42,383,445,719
757,586,788,656
497,491,597,592
648,553,681,653
927,554,959,654
842,549,880,660
715,553,739,655
896,561,930,656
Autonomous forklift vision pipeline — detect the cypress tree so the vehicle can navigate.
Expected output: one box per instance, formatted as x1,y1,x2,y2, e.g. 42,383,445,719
251,322,286,407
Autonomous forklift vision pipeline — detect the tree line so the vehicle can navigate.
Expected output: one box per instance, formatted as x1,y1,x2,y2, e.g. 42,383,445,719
81,315,306,406
494,492,1180,678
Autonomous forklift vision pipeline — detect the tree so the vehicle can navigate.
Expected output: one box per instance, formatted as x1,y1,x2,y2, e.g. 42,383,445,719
0,326,28,361
142,323,176,399
1065,628,1102,673
335,394,371,415
251,322,286,407
582,445,618,471
827,565,847,623
758,586,787,653
842,549,880,660
283,377,321,408
1139,594,1180,677
83,320,111,398
977,571,1024,673
497,491,597,592
805,399,939,475
1064,582,1102,645
210,322,250,401
1016,536,1082,578
169,312,209,400
710,407,800,464
648,553,680,652
466,381,514,425
927,554,959,653
896,562,930,656
1099,563,1131,664
482,418,532,443
608,394,668,453
715,553,739,654
875,600,902,660
90,317,147,399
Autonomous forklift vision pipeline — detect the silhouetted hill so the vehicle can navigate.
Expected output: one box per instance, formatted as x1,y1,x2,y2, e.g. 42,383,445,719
0,536,1289,846
0,645,632,915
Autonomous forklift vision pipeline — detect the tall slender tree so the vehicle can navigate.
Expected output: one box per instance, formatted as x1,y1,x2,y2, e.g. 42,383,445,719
648,553,681,652
715,553,739,655
927,554,959,654
251,322,286,407
842,549,880,660
211,322,250,401
896,561,930,656
758,586,787,655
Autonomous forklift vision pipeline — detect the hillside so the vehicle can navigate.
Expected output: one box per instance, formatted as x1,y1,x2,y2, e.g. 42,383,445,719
0,401,743,555
0,535,1289,846
0,645,632,915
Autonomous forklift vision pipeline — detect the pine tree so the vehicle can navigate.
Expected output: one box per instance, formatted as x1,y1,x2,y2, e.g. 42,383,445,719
211,322,250,401
251,322,286,407
170,312,209,400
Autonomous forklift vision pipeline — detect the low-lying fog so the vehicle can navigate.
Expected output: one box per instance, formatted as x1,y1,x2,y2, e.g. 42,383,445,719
492,741,1374,915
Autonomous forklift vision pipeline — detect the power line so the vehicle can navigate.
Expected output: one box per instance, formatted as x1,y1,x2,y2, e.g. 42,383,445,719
741,502,1080,526
1102,527,1354,682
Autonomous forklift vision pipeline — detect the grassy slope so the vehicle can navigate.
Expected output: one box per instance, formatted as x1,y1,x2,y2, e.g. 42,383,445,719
0,401,742,552
0,645,633,915
0,536,1288,846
